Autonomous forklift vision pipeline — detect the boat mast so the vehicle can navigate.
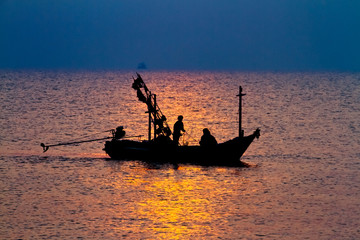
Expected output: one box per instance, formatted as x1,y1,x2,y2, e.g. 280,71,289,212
153,94,157,140
237,86,246,138
132,73,172,141
148,92,152,141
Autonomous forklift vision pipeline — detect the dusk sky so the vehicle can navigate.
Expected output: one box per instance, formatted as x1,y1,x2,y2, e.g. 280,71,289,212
1,0,359,71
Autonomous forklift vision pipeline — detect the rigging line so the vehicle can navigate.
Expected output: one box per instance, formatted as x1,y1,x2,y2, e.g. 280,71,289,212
184,129,198,142
180,133,198,146
181,134,198,146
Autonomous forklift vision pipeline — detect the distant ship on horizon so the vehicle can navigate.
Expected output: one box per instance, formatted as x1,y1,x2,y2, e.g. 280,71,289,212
137,62,147,69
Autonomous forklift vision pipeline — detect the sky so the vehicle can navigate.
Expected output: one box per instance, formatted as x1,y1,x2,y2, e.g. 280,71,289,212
0,0,359,71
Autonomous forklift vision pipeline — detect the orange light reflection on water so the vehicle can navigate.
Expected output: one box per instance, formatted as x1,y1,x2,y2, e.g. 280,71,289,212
137,175,212,238
104,165,260,239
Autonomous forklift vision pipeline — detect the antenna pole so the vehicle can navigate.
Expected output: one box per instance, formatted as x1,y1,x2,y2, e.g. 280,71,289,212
148,92,152,141
237,86,246,138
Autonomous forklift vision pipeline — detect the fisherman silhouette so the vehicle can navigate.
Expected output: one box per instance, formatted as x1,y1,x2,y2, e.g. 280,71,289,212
199,128,217,147
173,115,186,145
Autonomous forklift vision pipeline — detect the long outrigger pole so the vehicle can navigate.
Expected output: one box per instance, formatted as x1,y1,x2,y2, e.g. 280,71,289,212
40,134,144,152
237,86,246,138
40,137,112,153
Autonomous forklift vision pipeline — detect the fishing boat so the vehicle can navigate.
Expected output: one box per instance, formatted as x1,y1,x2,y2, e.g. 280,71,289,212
103,73,260,167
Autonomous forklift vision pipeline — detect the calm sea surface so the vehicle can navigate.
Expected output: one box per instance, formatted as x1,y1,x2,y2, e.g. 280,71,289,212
0,71,359,239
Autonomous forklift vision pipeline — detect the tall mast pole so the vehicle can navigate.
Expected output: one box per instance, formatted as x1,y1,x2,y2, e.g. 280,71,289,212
148,92,152,141
237,86,246,138
153,94,157,140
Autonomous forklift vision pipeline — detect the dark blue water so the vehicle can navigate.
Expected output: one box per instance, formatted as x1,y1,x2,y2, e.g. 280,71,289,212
1,71,359,239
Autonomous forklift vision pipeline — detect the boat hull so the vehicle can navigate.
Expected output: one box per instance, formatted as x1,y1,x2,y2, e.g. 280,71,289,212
103,129,260,167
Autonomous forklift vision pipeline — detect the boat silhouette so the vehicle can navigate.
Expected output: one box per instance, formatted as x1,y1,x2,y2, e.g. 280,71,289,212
103,73,260,167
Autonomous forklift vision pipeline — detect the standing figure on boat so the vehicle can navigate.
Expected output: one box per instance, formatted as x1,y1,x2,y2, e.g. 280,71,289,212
173,115,186,145
199,128,217,147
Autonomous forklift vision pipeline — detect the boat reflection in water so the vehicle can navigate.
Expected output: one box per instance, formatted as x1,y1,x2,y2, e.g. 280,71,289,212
103,73,260,166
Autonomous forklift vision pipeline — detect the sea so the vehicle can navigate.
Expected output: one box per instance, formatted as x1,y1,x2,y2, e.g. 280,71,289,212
0,70,359,239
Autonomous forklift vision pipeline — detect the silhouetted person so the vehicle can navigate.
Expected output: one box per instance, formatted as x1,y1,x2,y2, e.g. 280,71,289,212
114,126,126,139
199,128,217,147
173,115,185,145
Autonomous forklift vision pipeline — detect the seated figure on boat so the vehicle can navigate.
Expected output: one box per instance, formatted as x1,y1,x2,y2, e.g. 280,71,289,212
199,128,217,147
173,115,186,145
114,126,126,139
